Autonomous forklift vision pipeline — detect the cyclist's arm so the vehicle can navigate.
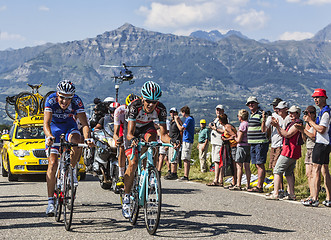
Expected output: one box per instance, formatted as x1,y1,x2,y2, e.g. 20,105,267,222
43,111,53,138
127,120,136,141
159,123,171,143
77,112,91,140
113,124,120,143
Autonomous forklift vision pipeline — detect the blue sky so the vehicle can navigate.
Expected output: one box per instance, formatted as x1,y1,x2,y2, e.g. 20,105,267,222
0,0,330,50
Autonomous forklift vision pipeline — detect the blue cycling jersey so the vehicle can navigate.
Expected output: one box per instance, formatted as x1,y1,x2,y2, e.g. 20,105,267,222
44,92,85,124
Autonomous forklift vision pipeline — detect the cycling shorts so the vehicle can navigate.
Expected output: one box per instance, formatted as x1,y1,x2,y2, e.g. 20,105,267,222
46,121,81,155
124,122,157,157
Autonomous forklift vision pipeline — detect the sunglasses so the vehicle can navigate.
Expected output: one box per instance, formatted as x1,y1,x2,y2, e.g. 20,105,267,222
144,99,158,104
58,94,73,100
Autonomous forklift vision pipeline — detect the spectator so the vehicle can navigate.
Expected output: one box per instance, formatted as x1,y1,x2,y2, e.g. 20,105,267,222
175,106,195,181
246,96,269,193
197,119,210,172
157,120,170,176
302,89,331,207
266,100,291,196
267,106,303,200
231,109,251,190
164,107,182,180
295,105,317,202
207,105,225,187
266,98,286,170
219,114,237,189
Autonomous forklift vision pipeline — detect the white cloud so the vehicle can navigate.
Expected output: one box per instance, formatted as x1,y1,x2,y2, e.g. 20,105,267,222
286,0,301,3
139,2,217,28
234,9,268,30
305,0,331,4
0,32,26,41
39,6,50,11
279,31,314,40
0,5,7,11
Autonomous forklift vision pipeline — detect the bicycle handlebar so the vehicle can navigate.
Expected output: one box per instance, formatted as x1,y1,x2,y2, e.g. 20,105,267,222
52,142,88,148
129,141,177,161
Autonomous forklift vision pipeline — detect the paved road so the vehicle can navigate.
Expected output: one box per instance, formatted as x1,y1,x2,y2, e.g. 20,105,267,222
0,173,330,239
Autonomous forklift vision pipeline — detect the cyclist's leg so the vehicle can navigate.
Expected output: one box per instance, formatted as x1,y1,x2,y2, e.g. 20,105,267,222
124,148,138,195
66,130,83,167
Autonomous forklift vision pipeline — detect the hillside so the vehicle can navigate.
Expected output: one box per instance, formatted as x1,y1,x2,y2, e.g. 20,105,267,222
0,23,330,124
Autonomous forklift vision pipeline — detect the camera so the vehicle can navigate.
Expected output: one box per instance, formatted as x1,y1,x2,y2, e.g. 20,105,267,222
303,110,308,116
210,122,215,127
264,111,272,117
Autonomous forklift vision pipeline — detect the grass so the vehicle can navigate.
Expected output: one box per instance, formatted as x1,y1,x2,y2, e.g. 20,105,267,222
160,134,331,202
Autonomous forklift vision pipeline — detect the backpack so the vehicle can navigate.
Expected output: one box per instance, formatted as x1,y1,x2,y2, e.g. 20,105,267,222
316,105,331,145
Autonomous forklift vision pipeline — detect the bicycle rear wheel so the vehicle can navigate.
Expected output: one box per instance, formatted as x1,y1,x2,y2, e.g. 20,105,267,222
5,100,16,120
63,166,76,231
15,92,38,117
144,167,161,235
129,171,140,225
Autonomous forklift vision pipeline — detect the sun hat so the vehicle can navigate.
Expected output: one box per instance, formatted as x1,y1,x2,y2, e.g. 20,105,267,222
246,96,259,106
288,105,301,115
215,104,224,110
169,107,177,112
312,88,327,98
270,98,283,106
275,101,289,109
200,119,206,124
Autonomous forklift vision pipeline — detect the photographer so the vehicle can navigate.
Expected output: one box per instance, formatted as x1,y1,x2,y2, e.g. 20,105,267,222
89,100,108,129
207,104,226,187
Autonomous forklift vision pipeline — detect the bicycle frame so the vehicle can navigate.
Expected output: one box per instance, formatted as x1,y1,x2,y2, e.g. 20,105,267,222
131,141,176,206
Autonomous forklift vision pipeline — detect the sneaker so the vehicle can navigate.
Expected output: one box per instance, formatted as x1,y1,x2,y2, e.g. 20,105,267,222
180,176,189,181
164,173,178,180
302,198,319,207
122,195,131,219
164,171,171,178
282,195,296,201
116,177,124,188
46,203,55,217
322,200,331,207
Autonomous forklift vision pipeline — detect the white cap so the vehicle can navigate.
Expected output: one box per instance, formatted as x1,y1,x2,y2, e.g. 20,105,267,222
103,97,115,102
215,104,224,110
275,101,289,109
169,107,178,112
288,105,301,115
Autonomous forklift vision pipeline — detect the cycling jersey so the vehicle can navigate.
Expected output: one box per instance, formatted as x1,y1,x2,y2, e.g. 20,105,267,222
127,99,167,128
114,104,127,126
44,92,85,153
44,92,85,124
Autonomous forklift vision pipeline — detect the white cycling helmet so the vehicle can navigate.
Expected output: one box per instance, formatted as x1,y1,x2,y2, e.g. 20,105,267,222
57,80,76,95
103,97,115,103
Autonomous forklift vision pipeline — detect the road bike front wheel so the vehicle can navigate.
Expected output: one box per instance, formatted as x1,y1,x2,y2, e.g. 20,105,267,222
5,98,16,120
144,167,161,235
54,166,62,222
63,166,76,231
129,171,140,225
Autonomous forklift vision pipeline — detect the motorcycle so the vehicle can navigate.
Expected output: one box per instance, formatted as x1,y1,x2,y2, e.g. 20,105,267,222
90,122,120,192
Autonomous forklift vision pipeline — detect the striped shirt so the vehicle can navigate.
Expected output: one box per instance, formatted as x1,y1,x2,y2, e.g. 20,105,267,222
247,110,268,144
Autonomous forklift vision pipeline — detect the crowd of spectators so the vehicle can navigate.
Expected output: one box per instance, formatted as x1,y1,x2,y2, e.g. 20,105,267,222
158,88,331,207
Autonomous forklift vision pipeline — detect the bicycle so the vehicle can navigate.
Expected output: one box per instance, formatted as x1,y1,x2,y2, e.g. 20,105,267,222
13,83,55,118
125,140,177,235
51,135,88,231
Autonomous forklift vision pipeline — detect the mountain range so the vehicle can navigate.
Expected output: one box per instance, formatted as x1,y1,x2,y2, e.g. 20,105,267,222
0,23,330,125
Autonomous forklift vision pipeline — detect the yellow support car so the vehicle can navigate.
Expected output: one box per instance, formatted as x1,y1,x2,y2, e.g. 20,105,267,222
1,115,86,181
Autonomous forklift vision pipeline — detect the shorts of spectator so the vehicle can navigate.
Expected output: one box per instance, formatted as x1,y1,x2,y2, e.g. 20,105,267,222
273,155,297,176
168,146,180,164
250,143,269,165
159,145,168,155
211,145,222,163
235,146,251,163
269,147,282,169
181,141,193,161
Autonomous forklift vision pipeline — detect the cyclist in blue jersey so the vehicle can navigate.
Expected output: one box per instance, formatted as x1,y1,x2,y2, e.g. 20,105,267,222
122,81,180,218
43,80,94,216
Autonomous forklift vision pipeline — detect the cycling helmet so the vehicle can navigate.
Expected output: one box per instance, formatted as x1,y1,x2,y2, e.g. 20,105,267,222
108,102,120,113
57,80,76,95
125,93,140,106
141,81,162,100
